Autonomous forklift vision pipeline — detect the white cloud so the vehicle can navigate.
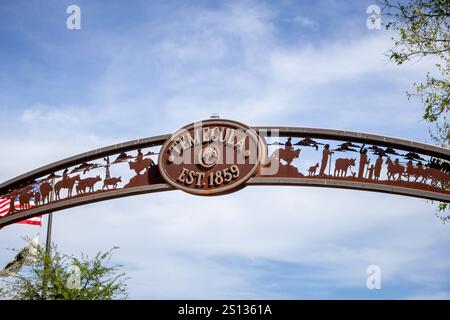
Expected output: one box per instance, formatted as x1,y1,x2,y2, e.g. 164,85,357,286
3,186,448,299
407,291,450,300
289,16,317,28
0,0,448,299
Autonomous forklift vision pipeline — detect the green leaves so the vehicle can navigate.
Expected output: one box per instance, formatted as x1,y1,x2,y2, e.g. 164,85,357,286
383,0,449,142
0,243,128,300
382,0,449,214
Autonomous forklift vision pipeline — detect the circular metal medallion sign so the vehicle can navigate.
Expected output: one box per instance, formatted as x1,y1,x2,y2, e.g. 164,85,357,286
158,119,266,195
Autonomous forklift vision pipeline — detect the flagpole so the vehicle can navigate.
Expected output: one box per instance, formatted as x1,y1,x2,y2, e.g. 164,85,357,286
42,177,55,299
45,213,53,254
45,177,55,255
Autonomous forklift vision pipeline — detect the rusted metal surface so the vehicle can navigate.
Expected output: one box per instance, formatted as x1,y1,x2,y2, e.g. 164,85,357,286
1,121,449,228
0,183,173,228
158,119,267,196
254,127,450,159
0,134,170,194
256,131,449,203
248,177,450,202
2,127,448,194
1,176,447,228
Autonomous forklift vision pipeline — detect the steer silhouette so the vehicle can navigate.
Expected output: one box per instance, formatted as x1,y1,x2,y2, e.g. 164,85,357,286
77,175,102,194
103,177,122,190
334,158,356,177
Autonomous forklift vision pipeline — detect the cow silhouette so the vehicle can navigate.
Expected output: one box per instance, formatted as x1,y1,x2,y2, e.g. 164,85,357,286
103,177,122,190
40,181,53,204
19,189,33,210
34,191,41,206
77,175,102,194
334,158,356,177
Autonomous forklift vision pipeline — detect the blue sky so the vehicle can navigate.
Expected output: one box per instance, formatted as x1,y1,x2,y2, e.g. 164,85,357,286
1,0,450,299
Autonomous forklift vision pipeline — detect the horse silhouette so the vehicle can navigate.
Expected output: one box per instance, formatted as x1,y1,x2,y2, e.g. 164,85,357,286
428,168,450,189
385,158,405,181
129,158,154,175
55,175,81,200
405,163,429,183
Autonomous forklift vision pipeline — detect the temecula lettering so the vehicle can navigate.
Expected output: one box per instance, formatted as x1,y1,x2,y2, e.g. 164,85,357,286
168,127,247,158
158,119,265,196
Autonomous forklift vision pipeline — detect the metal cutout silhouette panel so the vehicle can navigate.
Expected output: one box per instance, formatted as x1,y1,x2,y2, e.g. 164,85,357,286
0,120,449,228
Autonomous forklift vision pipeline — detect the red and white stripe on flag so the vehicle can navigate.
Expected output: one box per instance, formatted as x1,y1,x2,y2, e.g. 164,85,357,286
0,197,42,226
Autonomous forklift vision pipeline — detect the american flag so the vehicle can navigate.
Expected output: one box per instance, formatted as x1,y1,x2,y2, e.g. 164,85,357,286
0,184,42,226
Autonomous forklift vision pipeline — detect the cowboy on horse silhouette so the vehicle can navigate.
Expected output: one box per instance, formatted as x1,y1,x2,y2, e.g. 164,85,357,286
285,137,293,149
129,149,155,175
268,137,301,166
54,168,81,200
62,168,69,182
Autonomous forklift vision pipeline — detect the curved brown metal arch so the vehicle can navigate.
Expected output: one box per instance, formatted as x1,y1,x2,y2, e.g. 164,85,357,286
1,177,447,228
0,184,173,227
254,127,450,159
0,134,170,194
2,126,448,195
1,125,449,229
248,177,450,202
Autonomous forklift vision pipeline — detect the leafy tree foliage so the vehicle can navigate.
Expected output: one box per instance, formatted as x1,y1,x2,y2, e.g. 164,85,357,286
0,243,128,300
382,0,449,146
381,0,450,217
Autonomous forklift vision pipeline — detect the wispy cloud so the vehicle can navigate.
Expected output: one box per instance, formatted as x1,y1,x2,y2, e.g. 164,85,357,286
0,0,448,299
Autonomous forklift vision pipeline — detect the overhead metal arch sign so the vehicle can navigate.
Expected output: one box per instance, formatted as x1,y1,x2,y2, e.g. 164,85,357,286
1,118,449,228
158,119,266,195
